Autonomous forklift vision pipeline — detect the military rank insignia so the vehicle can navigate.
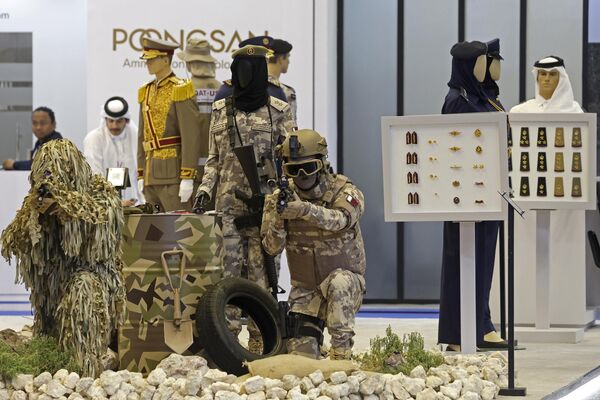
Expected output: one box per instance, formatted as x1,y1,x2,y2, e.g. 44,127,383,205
572,152,582,172
555,127,565,147
572,177,582,197
554,152,564,172
537,177,547,197
520,152,529,172
572,127,582,147
519,127,530,147
554,177,564,197
520,177,530,196
346,194,360,207
537,127,547,147
537,152,547,172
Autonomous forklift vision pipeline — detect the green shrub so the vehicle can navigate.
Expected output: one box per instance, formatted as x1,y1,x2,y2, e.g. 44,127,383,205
355,326,444,375
0,336,80,380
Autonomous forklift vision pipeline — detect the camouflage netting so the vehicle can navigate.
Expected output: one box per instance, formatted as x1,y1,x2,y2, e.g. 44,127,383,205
0,139,125,377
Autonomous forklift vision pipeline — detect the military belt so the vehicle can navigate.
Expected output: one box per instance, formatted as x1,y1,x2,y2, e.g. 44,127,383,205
143,136,182,152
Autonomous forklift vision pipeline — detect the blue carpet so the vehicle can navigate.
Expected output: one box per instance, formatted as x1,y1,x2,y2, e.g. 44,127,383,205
0,310,33,316
357,308,439,319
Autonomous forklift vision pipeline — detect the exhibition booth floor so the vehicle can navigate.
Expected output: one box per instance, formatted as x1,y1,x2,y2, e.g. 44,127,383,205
1,313,599,399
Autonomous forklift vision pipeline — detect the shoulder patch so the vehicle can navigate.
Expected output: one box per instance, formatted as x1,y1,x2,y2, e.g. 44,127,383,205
269,96,289,112
212,98,226,111
268,76,281,87
171,79,195,102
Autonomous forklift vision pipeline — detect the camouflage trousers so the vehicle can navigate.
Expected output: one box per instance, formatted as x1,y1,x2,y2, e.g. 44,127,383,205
221,215,275,343
286,268,365,359
144,184,192,212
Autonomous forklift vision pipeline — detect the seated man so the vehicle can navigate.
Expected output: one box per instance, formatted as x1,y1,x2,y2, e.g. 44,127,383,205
3,106,62,170
83,96,143,205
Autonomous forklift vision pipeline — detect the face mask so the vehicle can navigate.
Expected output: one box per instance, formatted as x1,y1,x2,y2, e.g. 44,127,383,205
473,54,487,83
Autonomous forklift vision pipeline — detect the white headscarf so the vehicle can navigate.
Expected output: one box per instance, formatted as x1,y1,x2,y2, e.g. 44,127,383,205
510,56,583,113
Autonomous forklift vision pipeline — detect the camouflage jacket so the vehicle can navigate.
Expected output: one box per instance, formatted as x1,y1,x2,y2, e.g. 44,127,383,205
261,173,366,289
137,74,202,185
198,96,296,215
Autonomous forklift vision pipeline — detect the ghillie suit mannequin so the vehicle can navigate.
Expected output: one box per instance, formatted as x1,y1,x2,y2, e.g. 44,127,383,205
1,139,125,377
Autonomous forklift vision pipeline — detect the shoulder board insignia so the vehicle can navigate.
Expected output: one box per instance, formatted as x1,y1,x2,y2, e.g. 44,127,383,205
282,83,295,92
138,81,152,103
269,96,289,112
223,79,232,86
172,80,195,102
213,98,226,111
168,75,184,85
268,76,281,87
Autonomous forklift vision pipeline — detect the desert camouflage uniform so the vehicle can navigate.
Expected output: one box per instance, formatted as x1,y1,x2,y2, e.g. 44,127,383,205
261,173,366,359
198,95,295,340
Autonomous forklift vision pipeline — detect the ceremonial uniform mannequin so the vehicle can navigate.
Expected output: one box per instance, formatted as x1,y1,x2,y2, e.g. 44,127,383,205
438,40,507,351
261,130,366,360
137,37,202,212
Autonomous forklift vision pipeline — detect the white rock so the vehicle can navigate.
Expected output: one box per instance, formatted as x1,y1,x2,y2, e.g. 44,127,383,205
117,370,131,383
45,380,68,398
172,394,186,400
461,375,483,396
214,390,241,400
147,369,167,387
10,390,27,400
85,383,106,399
120,382,136,395
328,373,347,385
286,386,301,400
37,395,53,400
281,377,300,392
305,388,320,400
349,372,366,383
348,395,360,400
345,377,359,395
128,393,140,400
264,379,283,391
298,378,313,393
185,371,204,396
425,376,443,390
131,375,148,391
156,384,175,400
288,393,308,400
401,377,426,397
480,367,497,383
211,382,234,394
29,393,40,400
480,381,498,400
223,376,238,385
389,378,411,400
266,387,286,400
52,371,68,384
439,385,459,400
0,391,9,400
315,397,332,400
157,355,209,380
12,375,33,391
74,378,93,394
410,366,427,380
244,377,266,395
306,371,323,388
358,376,384,396
248,392,266,400
362,395,378,400
163,378,177,387
458,392,479,400
450,368,468,381
416,388,438,400
172,378,187,394
320,385,340,400
139,387,155,400
110,390,128,400
199,395,213,400
62,374,79,391
428,368,452,385
99,370,121,396
185,397,201,400
494,375,508,389
0,382,4,390
66,394,82,400
466,366,480,376
203,370,228,386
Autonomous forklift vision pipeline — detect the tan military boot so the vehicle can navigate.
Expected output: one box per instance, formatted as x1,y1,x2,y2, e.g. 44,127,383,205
329,347,352,360
248,336,264,354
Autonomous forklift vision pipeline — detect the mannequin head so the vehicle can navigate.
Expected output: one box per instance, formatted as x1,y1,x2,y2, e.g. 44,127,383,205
186,60,216,78
140,37,178,80
146,55,172,77
267,39,293,78
537,69,560,100
473,54,487,83
280,130,329,194
177,37,217,79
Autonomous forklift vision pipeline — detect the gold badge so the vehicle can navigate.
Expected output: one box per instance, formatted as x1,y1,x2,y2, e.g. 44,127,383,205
474,129,482,137
263,38,270,45
247,47,255,55
476,146,482,154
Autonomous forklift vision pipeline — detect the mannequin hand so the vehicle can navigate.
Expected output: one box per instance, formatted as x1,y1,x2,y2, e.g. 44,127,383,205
280,191,310,220
2,159,15,170
261,191,285,233
137,179,144,195
193,190,209,214
179,179,194,203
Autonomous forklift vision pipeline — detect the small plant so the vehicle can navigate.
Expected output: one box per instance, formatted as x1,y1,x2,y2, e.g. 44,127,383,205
0,336,80,380
355,326,444,375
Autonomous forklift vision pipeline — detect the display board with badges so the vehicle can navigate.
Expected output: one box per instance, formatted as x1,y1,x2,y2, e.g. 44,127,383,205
508,113,597,210
381,113,509,222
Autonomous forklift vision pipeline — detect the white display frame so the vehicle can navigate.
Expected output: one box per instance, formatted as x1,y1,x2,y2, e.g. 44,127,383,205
508,113,597,210
382,113,509,222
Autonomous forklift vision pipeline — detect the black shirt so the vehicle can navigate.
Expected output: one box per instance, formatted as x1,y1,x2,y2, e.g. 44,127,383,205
13,131,63,170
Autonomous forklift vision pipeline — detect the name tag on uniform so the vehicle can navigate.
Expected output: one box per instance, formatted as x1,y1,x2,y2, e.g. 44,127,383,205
251,123,271,133
196,89,217,103
211,121,227,133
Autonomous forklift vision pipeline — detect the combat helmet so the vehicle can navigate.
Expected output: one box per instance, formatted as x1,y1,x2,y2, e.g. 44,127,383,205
279,129,328,177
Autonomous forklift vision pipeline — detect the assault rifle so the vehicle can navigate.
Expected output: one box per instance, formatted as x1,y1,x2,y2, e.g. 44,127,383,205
233,145,282,299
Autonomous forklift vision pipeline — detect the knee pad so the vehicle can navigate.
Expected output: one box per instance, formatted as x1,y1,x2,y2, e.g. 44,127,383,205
286,312,325,346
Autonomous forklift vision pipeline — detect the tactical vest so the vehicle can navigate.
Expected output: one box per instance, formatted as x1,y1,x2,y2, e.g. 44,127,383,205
286,175,366,289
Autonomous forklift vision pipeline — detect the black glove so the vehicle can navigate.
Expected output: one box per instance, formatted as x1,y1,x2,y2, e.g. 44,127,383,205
193,190,209,214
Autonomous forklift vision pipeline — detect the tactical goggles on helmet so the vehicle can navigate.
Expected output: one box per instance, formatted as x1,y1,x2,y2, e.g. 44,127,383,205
282,159,324,177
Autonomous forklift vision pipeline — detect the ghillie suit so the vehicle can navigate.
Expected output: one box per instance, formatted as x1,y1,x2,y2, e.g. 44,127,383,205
1,139,125,377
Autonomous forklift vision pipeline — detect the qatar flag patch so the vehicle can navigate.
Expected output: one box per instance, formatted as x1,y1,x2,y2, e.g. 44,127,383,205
346,195,359,207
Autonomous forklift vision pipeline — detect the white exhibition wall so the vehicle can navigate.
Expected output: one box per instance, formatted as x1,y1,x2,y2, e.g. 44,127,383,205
0,0,337,165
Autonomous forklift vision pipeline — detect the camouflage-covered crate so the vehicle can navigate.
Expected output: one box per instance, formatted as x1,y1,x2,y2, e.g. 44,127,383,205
118,213,223,374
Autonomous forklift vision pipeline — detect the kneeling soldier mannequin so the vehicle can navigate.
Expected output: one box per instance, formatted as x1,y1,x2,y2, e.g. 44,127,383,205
261,129,366,360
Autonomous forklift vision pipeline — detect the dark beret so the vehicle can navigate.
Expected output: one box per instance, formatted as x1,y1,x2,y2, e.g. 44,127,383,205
271,39,292,55
450,41,488,60
239,36,274,48
486,38,503,60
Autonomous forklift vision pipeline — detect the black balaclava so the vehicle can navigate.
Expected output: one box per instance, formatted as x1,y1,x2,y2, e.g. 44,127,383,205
231,55,269,112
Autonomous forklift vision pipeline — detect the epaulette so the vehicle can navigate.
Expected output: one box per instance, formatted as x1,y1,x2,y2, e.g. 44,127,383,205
137,81,152,103
282,82,295,92
223,79,232,86
171,79,195,102
212,98,226,111
269,96,289,112
268,76,281,87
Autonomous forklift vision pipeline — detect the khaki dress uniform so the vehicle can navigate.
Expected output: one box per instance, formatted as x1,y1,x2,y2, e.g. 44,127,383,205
137,75,201,211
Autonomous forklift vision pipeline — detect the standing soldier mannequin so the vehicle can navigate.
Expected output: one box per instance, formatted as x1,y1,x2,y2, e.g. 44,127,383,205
268,38,297,123
194,44,295,352
137,37,202,212
214,36,287,103
177,37,221,206
261,129,366,360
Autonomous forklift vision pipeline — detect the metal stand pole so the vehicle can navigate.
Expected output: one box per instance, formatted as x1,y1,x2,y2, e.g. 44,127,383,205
499,220,506,340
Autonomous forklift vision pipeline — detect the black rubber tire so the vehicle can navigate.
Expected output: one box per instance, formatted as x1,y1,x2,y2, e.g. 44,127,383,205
195,277,285,375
